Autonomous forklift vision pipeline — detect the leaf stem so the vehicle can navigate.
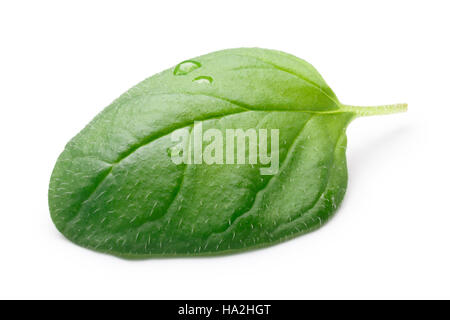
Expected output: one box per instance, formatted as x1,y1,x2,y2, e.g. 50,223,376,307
341,103,408,117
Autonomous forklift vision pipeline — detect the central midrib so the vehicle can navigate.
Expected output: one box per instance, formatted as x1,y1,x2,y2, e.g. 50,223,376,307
111,92,345,165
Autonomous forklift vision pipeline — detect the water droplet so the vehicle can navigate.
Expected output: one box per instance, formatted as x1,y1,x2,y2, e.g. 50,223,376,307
193,75,213,84
173,60,201,75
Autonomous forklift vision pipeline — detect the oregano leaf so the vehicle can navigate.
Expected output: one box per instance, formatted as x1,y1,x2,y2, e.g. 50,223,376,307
48,48,407,258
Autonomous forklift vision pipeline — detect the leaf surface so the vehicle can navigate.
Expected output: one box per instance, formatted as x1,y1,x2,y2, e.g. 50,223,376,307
49,48,406,257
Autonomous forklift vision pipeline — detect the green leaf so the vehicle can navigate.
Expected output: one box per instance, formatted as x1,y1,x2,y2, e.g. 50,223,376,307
48,48,407,258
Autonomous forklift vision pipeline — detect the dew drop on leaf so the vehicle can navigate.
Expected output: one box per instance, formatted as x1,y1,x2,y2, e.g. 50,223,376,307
193,75,213,84
173,60,201,75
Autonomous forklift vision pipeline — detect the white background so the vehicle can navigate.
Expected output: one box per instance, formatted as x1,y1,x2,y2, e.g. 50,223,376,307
1,1,449,299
